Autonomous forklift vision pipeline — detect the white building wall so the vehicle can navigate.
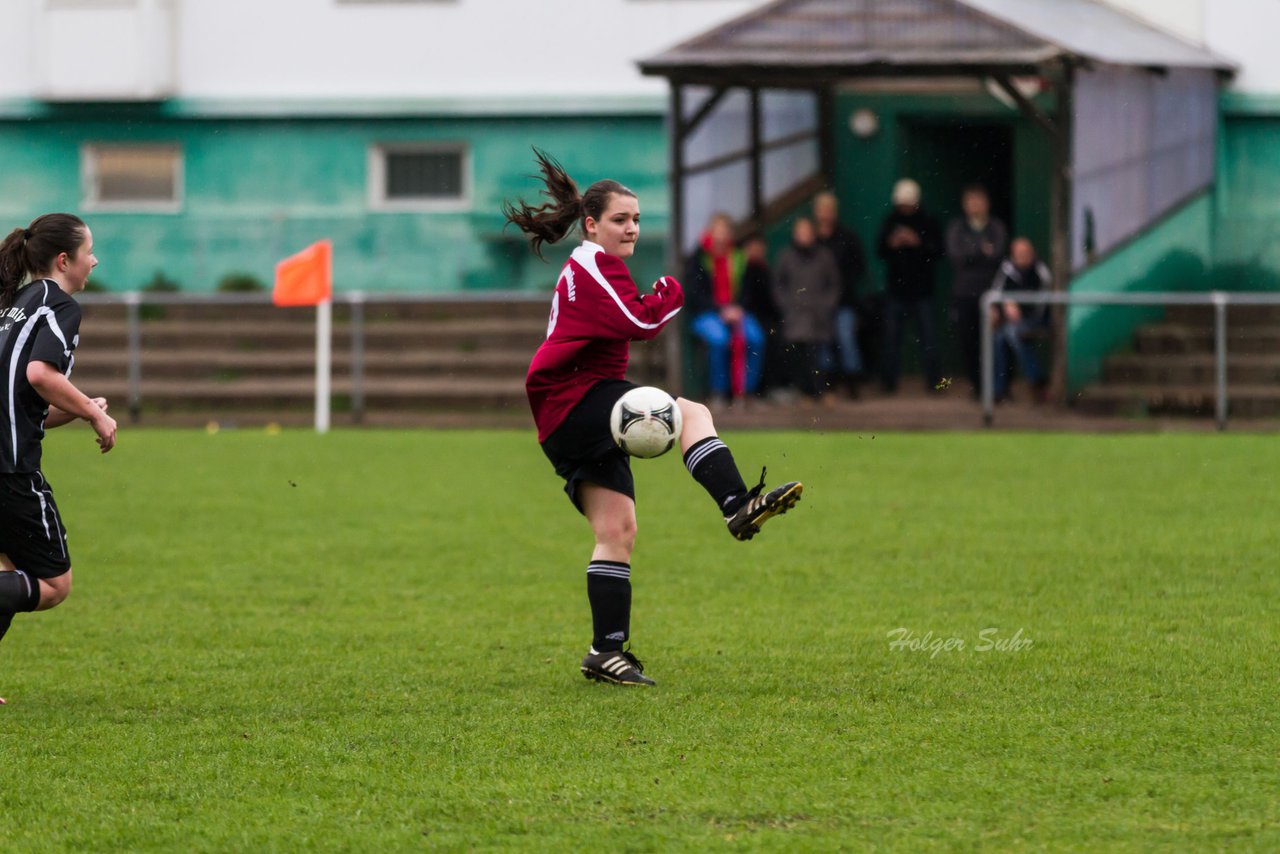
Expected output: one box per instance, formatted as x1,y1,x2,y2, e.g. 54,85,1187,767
0,0,760,102
3,0,1277,101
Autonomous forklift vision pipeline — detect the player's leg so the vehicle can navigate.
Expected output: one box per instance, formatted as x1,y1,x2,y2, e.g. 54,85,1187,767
0,473,74,654
676,397,803,541
577,483,653,686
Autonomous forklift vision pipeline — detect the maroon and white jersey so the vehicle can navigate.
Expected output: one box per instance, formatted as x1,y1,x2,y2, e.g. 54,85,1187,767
526,240,684,442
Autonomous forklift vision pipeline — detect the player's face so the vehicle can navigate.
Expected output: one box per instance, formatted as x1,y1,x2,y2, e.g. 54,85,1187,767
587,194,640,259
59,227,98,293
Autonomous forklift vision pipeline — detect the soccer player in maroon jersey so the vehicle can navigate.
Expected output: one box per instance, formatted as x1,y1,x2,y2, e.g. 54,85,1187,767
504,151,803,686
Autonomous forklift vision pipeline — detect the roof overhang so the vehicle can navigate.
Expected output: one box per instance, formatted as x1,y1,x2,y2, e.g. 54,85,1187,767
639,0,1236,84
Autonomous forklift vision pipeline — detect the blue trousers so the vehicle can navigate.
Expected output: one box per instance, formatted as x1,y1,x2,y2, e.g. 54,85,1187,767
691,311,765,396
834,306,864,376
994,320,1046,396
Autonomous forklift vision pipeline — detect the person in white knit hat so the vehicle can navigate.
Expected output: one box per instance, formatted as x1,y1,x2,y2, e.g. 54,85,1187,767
875,179,943,394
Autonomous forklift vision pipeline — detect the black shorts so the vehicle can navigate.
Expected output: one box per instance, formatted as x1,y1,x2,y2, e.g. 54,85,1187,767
541,379,638,514
0,472,71,579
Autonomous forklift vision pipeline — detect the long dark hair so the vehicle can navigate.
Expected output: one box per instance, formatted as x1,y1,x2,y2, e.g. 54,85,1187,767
0,213,88,309
502,149,636,260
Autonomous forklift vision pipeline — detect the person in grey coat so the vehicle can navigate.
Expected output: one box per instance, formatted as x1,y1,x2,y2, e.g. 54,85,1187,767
946,184,1008,397
772,217,842,401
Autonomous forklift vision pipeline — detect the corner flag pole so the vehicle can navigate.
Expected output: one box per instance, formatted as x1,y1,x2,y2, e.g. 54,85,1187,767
273,239,334,435
315,298,332,434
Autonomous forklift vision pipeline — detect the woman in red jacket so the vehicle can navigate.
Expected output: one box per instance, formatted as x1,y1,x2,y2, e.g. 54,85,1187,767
504,151,802,687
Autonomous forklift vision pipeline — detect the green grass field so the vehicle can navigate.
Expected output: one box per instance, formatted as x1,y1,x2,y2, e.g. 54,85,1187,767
2,428,1277,851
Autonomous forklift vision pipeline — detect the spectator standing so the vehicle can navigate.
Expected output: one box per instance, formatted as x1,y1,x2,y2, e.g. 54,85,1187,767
812,191,869,398
772,218,842,403
991,237,1051,401
738,235,786,400
946,184,1008,397
685,214,766,406
876,179,943,394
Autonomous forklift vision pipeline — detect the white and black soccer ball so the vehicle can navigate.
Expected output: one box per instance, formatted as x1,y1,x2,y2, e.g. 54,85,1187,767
610,386,683,459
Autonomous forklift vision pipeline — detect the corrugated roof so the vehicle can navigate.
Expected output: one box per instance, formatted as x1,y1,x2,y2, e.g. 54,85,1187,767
640,0,1235,78
965,0,1231,69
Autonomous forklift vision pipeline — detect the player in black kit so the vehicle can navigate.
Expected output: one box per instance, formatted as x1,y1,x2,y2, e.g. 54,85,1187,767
0,213,116,705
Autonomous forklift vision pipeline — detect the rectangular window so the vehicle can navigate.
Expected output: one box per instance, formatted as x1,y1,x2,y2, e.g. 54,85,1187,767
82,143,182,212
369,143,470,212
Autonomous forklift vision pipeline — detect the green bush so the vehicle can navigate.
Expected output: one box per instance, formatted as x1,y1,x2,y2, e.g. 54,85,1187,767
140,271,180,319
216,272,266,293
142,271,181,292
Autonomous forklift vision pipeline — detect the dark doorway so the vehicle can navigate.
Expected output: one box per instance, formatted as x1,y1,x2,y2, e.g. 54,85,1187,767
900,121,1015,379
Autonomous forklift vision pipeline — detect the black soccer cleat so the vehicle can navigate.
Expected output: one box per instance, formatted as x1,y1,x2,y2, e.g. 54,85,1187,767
581,648,656,686
725,468,803,541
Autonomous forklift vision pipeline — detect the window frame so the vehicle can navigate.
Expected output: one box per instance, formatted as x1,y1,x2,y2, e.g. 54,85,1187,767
368,141,472,213
80,142,184,214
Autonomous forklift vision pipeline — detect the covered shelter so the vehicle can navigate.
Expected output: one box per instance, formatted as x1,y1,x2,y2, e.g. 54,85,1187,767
639,0,1234,394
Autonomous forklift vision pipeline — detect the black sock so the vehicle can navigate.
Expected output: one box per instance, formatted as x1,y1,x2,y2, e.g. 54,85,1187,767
0,570,40,646
586,561,631,652
0,570,40,613
683,436,749,514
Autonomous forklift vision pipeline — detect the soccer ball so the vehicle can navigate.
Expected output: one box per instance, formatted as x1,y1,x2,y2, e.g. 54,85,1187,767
610,386,683,459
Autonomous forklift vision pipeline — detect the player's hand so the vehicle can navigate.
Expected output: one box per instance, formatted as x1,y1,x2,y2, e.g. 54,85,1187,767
90,397,108,413
91,410,117,454
651,276,677,299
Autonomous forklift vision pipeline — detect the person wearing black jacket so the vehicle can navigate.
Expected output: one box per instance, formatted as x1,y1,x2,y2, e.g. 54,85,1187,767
738,235,785,399
813,192,868,397
946,184,1009,397
876,179,943,393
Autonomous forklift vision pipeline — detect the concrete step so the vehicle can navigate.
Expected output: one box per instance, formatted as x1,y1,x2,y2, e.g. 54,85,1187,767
80,318,550,350
1132,324,1280,355
1103,353,1280,385
1075,383,1280,417
81,297,551,323
1164,304,1280,327
71,348,538,380
88,376,531,410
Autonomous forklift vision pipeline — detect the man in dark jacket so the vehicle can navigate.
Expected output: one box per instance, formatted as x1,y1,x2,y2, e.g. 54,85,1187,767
876,179,943,393
813,191,868,397
946,184,1009,397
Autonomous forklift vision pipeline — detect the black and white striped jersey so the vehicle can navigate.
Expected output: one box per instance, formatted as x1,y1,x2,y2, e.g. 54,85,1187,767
0,279,81,473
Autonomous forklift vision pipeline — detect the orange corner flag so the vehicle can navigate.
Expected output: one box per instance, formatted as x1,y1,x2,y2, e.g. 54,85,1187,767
274,240,333,307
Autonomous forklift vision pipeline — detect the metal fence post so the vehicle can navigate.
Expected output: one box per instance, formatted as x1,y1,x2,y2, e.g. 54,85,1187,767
981,290,995,426
1213,291,1228,430
125,291,142,423
350,292,366,424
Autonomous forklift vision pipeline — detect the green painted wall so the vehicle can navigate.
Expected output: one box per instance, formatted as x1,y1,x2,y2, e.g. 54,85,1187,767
757,90,1055,373
1063,95,1280,392
0,107,670,293
827,90,1054,279
1067,191,1214,390
1214,95,1280,292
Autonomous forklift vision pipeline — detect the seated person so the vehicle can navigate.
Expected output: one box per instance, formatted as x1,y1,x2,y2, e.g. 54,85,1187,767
684,213,765,406
990,237,1051,401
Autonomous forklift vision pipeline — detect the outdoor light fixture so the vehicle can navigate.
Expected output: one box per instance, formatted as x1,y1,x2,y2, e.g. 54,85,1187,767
849,108,880,138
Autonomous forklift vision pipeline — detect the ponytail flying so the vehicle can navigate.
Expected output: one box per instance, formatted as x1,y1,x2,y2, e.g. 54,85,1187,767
503,148,636,260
